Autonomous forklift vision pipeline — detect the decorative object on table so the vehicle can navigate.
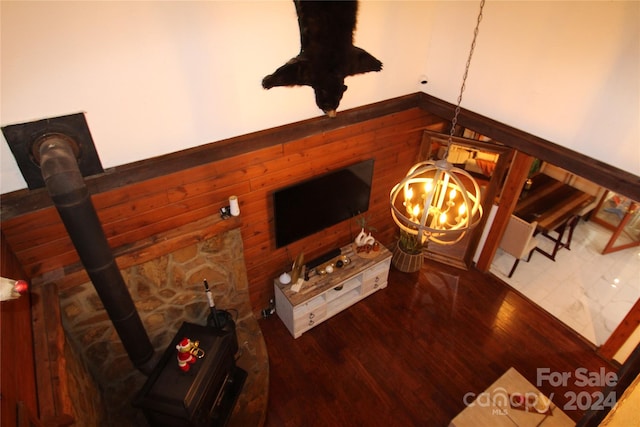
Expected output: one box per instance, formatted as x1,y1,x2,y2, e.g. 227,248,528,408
354,214,378,254
508,392,552,415
391,229,425,273
262,0,382,117
278,271,291,285
389,0,486,248
175,337,204,372
353,241,381,258
354,228,375,248
315,254,351,275
290,251,305,292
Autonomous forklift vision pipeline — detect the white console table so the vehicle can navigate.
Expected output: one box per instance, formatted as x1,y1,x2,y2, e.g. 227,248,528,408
274,243,392,338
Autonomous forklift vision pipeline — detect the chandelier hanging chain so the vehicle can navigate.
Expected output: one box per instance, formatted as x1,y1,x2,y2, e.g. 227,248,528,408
389,0,487,247
444,0,486,160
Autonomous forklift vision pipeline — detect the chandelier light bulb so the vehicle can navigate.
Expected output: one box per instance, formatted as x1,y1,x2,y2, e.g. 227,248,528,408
439,212,448,224
425,179,433,192
412,204,420,218
406,186,413,201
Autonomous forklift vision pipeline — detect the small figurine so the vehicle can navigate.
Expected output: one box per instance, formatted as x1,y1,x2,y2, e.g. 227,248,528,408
176,337,201,372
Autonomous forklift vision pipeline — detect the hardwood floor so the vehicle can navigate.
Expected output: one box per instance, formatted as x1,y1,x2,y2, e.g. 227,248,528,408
259,260,616,427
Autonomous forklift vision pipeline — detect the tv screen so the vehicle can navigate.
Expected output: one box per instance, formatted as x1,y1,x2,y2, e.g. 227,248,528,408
273,159,375,248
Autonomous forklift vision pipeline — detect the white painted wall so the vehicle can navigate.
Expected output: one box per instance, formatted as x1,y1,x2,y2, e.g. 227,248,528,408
1,1,638,193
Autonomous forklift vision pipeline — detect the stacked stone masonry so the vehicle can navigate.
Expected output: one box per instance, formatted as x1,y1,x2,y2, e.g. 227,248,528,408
58,228,267,426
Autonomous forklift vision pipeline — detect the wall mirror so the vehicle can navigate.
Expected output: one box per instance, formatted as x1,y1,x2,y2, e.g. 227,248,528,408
417,130,512,269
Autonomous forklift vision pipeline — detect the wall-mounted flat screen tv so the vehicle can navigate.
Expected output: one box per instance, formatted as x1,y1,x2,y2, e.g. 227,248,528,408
273,159,375,248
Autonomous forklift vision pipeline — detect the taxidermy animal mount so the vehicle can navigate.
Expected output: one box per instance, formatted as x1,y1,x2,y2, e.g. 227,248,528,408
262,0,383,117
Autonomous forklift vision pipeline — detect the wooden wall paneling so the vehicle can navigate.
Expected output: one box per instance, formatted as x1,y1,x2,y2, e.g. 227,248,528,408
0,209,64,252
0,102,444,318
97,191,172,227
17,197,227,278
240,111,434,311
30,282,75,425
2,191,168,276
229,111,415,305
12,161,250,278
0,94,422,220
214,145,285,177
3,227,70,270
106,180,250,235
25,256,73,281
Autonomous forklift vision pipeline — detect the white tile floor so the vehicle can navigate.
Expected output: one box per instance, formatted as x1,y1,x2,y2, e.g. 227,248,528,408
490,219,640,346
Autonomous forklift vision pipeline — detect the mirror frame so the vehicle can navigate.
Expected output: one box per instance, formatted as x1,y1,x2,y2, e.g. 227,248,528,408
417,130,513,269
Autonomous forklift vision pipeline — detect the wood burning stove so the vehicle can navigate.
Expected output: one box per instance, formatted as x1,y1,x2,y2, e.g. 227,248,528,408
134,322,246,427
5,122,247,425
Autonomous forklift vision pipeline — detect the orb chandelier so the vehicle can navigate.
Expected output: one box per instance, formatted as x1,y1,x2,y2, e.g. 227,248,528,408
390,159,483,245
390,0,486,246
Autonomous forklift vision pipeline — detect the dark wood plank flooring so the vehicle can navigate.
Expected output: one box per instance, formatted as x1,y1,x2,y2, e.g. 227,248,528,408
259,261,616,427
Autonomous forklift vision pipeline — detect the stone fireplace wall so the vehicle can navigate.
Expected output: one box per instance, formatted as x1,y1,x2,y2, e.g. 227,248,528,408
58,228,255,425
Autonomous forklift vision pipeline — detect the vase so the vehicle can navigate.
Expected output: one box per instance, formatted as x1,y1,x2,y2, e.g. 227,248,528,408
391,241,423,273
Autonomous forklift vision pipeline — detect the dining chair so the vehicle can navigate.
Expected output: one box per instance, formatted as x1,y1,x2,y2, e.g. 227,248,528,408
537,214,581,261
499,215,539,278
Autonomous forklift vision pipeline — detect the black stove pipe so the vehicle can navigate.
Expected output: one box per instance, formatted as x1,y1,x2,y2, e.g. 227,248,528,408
39,136,155,374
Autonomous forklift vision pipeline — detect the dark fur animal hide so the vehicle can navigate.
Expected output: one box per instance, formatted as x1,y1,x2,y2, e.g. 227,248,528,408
262,0,382,117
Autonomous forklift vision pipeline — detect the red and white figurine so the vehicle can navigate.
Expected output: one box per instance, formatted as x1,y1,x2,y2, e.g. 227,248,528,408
176,337,197,372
